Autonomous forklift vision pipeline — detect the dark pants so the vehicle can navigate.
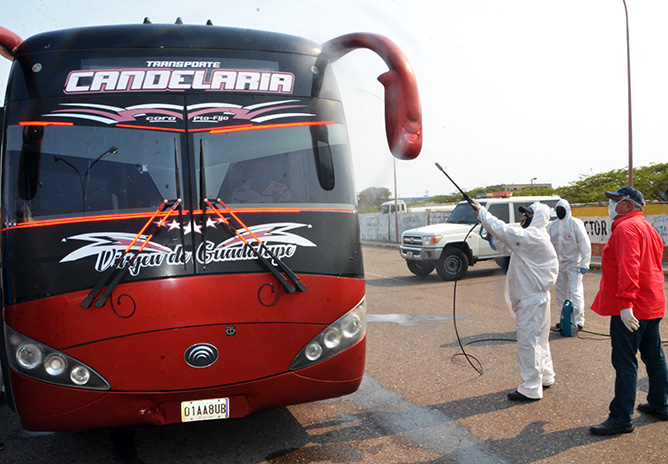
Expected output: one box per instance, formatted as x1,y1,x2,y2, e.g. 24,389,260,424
609,316,668,424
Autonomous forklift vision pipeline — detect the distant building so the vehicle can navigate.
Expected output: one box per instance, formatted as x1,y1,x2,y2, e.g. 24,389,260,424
389,196,431,203
488,183,552,192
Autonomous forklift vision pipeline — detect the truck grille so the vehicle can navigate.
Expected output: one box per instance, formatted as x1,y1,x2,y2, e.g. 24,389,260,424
403,235,422,245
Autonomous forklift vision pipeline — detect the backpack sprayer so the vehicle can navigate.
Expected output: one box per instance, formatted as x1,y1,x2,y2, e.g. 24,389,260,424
559,299,578,337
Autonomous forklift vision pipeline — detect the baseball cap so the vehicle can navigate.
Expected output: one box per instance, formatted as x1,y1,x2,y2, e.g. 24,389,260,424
518,206,534,215
604,186,645,206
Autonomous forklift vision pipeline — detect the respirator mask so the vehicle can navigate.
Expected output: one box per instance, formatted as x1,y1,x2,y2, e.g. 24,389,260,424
520,213,532,229
608,200,619,220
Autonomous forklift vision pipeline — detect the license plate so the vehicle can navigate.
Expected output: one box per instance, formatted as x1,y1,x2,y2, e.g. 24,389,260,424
181,397,229,422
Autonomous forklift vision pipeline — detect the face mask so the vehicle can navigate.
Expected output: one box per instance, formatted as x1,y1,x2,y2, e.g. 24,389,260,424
520,213,532,229
608,200,619,219
556,208,566,220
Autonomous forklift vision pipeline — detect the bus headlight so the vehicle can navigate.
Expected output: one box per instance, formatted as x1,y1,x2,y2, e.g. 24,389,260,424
323,329,342,349
44,354,67,376
17,343,43,369
305,343,323,361
5,326,110,390
290,298,366,370
70,366,91,385
342,317,362,338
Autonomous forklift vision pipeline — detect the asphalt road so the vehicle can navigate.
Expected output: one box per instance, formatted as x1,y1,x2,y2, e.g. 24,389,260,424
1,244,667,463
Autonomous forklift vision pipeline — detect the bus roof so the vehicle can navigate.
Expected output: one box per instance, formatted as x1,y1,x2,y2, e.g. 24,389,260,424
19,23,321,56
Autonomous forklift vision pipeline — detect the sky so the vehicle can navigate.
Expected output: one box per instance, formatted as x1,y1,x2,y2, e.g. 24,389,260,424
1,0,667,198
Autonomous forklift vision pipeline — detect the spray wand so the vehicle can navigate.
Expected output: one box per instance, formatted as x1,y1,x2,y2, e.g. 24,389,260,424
434,162,474,206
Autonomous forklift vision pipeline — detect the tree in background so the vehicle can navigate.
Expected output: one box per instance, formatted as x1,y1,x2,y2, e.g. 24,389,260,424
554,163,668,203
357,186,391,212
631,163,668,201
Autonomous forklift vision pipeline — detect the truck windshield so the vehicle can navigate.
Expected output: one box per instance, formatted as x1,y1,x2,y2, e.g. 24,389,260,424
446,202,485,225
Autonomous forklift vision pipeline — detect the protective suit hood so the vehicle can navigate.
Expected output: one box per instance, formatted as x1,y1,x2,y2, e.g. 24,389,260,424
555,198,572,219
547,197,592,273
528,202,551,230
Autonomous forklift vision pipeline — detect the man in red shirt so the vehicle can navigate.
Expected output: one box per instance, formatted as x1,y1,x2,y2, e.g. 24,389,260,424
590,186,668,435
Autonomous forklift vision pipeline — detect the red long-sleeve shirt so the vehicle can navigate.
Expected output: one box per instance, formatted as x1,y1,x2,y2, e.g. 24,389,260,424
591,211,666,319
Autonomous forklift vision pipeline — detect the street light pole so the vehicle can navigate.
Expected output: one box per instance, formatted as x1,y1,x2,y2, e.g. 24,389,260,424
393,156,399,243
530,177,537,190
623,0,634,187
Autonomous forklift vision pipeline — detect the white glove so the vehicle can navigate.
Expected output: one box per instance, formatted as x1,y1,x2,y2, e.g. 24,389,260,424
620,308,639,332
470,198,482,213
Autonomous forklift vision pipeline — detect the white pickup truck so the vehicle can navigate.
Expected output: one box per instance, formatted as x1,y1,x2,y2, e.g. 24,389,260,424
399,195,560,280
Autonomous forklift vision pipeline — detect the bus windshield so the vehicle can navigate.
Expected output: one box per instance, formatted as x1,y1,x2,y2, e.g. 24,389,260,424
4,123,173,223
195,122,354,208
3,119,355,225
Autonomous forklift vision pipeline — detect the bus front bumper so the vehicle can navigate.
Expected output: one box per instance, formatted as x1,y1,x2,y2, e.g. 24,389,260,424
9,338,365,432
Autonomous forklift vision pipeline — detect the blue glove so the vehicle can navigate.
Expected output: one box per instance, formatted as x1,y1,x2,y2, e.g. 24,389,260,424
580,268,588,275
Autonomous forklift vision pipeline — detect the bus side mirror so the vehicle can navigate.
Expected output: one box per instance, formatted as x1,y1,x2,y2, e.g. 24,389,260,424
310,123,335,191
18,125,43,200
316,33,422,161
377,68,421,160
0,26,23,62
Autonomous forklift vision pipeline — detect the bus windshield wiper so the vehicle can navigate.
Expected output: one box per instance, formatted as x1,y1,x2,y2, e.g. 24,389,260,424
203,198,307,294
174,138,187,269
216,198,307,292
198,145,306,293
81,198,181,309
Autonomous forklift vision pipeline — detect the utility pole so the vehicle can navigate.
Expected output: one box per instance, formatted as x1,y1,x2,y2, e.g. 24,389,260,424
623,0,633,187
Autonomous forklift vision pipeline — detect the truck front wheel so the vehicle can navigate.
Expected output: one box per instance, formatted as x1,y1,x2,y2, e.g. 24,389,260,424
407,260,435,276
436,248,468,281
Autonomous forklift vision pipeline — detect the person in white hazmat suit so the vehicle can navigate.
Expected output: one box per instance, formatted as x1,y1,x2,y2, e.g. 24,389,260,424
471,199,559,401
547,199,591,328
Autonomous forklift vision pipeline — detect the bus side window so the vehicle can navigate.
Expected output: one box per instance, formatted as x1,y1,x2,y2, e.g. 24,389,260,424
18,125,43,200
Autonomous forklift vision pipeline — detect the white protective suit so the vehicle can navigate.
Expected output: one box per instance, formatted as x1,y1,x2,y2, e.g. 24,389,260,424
478,202,559,399
547,199,591,326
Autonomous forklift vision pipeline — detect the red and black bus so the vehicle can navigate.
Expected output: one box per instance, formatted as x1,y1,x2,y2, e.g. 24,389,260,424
0,20,421,431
